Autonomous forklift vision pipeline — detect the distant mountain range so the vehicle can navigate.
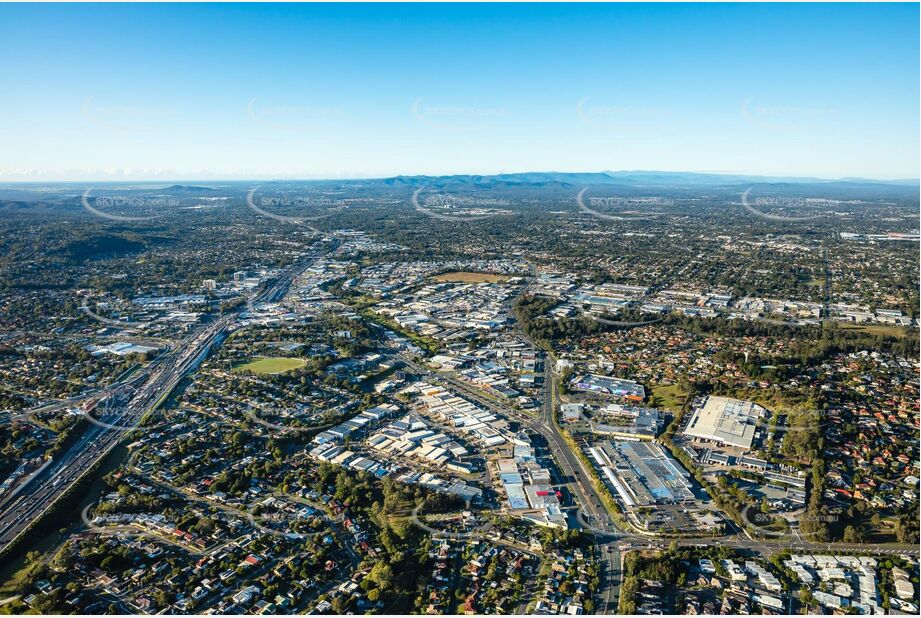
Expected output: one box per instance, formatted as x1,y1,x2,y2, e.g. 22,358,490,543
373,171,919,201
382,170,919,189
0,172,916,205
158,184,222,194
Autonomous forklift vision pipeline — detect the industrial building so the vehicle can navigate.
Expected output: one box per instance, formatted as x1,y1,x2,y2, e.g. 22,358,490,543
495,452,566,528
682,395,766,450
414,383,510,448
588,405,661,440
588,441,694,506
569,374,645,401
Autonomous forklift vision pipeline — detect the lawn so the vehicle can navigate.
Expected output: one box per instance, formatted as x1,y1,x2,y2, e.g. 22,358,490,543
648,383,687,412
232,357,308,375
432,271,513,283
828,320,912,338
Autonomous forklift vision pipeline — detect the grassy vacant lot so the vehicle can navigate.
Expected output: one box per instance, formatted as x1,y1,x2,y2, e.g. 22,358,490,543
829,320,912,338
648,383,687,412
232,357,307,375
432,271,512,283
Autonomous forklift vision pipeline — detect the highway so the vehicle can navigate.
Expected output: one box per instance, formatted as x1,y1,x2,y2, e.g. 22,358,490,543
398,351,625,613
529,352,624,615
496,305,628,613
540,366,623,615
0,317,229,553
4,244,916,595
0,242,333,556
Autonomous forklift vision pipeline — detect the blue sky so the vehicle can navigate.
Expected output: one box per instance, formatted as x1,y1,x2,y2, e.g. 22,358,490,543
0,2,917,180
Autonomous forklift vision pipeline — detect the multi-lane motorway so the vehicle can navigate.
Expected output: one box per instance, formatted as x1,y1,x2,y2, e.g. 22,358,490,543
0,316,230,553
3,249,917,606
0,243,332,556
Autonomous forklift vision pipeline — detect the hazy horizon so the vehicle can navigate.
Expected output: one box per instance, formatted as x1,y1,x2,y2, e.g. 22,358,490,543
0,169,918,185
1,3,918,181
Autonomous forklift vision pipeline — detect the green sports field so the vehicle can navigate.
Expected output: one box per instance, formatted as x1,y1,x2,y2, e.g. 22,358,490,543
232,357,308,375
